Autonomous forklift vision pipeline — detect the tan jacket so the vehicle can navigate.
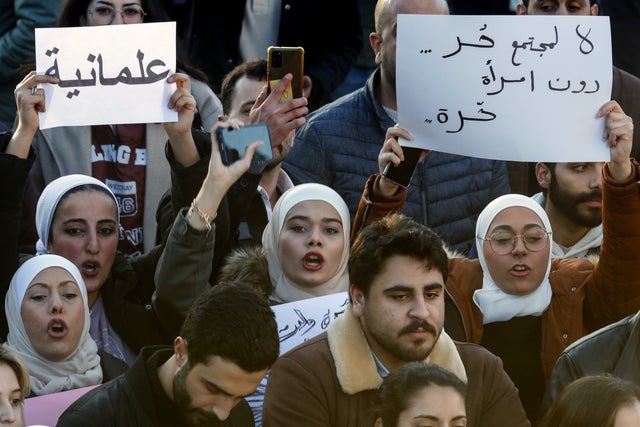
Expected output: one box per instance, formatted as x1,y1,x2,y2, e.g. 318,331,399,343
263,306,530,427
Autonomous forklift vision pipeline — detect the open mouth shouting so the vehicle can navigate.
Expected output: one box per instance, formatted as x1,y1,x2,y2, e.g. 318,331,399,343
303,252,324,271
80,260,100,277
48,318,69,338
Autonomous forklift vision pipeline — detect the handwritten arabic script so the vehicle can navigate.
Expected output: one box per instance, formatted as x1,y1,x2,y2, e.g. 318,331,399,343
272,292,350,355
396,15,612,162
35,22,177,129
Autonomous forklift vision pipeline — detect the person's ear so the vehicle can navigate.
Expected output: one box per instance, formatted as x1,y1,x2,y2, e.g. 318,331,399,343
370,32,383,65
515,3,528,15
535,162,552,190
374,417,384,427
350,286,366,317
590,4,599,16
174,337,188,367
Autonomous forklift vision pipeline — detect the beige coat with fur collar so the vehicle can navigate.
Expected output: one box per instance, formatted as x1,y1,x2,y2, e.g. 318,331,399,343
263,306,530,427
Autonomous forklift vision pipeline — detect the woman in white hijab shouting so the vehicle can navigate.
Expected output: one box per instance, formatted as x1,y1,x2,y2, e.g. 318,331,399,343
3,255,101,396
354,100,640,420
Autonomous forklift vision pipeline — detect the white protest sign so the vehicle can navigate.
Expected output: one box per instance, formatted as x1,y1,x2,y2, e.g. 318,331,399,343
35,22,177,129
397,15,612,162
272,292,350,355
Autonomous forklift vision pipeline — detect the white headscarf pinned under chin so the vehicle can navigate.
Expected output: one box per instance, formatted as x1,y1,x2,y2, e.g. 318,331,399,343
262,183,351,303
473,194,553,324
35,174,119,255
3,255,102,395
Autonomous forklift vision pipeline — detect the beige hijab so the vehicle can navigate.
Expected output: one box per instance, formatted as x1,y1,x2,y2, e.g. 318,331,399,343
262,183,351,303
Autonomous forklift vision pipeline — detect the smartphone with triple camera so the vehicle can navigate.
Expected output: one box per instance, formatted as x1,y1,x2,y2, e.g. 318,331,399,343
215,124,274,175
267,46,304,102
382,146,423,188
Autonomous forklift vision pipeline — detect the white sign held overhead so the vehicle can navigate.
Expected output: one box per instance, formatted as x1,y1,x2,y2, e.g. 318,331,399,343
35,22,177,129
396,15,612,162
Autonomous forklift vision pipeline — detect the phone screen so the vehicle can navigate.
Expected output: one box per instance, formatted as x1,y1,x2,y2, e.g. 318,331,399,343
216,124,274,174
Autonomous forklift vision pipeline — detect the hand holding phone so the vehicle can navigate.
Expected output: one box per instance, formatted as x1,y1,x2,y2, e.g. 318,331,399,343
215,124,274,175
382,146,423,188
267,46,304,103
379,126,424,188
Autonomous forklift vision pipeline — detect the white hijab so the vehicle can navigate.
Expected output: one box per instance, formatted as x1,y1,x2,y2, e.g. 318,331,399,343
4,255,102,395
35,174,119,255
473,194,553,324
262,183,351,303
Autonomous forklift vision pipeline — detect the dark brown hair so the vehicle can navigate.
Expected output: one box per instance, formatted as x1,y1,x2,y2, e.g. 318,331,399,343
375,362,467,427
0,347,30,398
220,59,267,115
179,283,279,372
542,375,640,427
349,214,448,296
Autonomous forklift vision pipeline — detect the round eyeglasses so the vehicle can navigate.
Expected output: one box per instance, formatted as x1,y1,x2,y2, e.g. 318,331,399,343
479,228,551,256
87,4,146,25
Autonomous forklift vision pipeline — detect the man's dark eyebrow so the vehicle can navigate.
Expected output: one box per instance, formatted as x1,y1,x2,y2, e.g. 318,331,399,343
202,378,233,397
202,378,256,399
383,283,443,293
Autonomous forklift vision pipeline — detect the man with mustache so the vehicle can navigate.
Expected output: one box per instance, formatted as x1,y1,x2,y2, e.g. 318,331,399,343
533,162,603,258
57,284,279,427
262,214,530,427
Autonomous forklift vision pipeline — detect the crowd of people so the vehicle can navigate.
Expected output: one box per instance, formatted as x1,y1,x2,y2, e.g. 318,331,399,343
1,0,640,426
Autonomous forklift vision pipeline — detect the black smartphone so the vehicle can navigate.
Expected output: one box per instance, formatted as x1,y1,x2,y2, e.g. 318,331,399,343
215,124,274,175
382,146,423,188
267,46,304,102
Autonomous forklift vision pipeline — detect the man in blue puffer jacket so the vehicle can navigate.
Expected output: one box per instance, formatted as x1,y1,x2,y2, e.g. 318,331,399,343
283,0,510,254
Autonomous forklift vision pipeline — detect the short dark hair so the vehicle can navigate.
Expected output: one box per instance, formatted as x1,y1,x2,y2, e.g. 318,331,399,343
179,283,279,372
542,375,640,427
349,214,448,296
220,59,268,115
522,0,597,7
375,362,467,427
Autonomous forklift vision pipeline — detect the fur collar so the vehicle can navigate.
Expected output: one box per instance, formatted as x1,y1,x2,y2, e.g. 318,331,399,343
327,306,467,394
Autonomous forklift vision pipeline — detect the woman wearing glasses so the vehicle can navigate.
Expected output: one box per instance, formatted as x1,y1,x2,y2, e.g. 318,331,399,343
353,100,639,421
21,0,223,258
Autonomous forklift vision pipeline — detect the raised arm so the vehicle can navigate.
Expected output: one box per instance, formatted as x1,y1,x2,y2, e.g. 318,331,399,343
152,119,263,336
1,71,57,339
585,100,639,329
7,71,58,158
163,73,201,168
599,100,634,181
351,126,427,242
